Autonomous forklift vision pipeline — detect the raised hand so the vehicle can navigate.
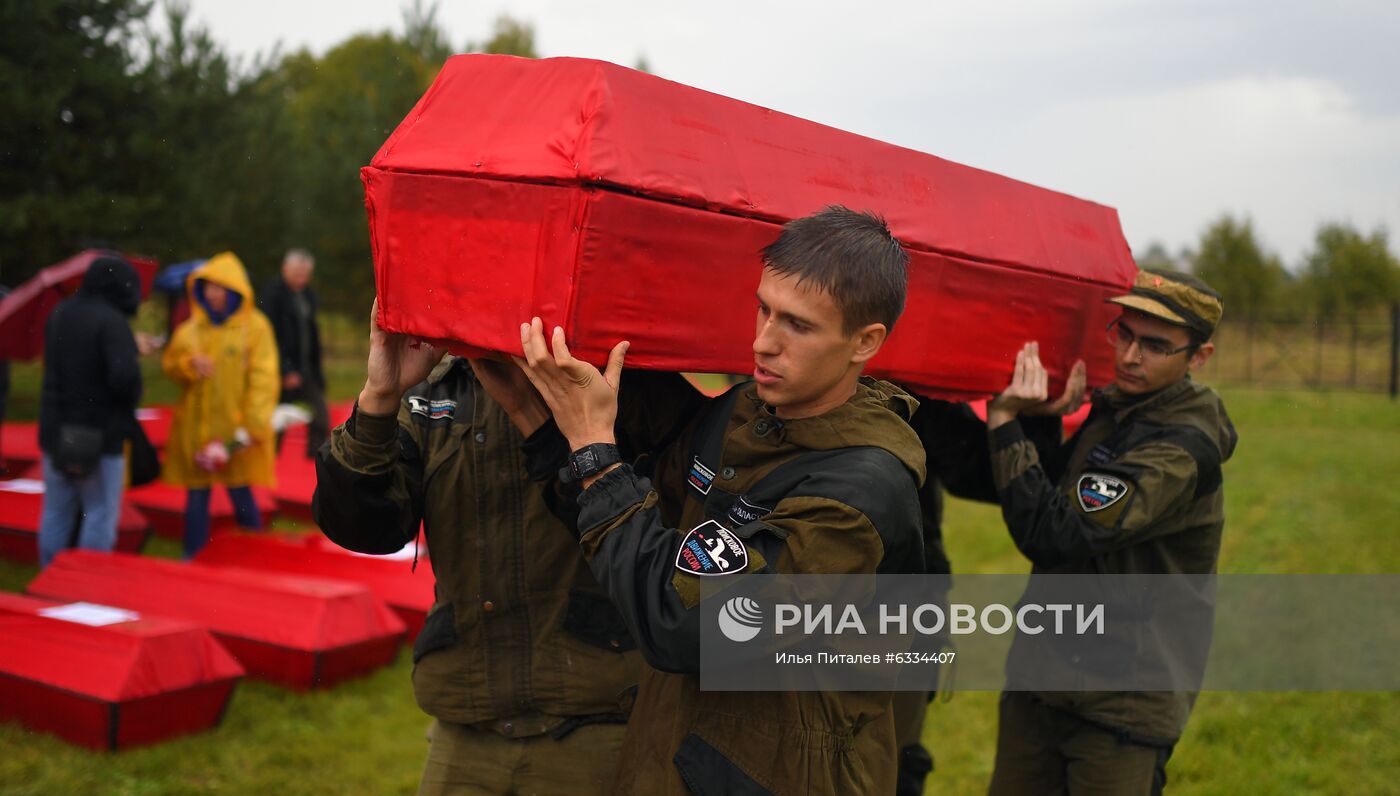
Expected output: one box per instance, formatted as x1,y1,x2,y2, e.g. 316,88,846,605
1024,358,1087,417
359,298,444,415
987,342,1085,428
514,317,628,450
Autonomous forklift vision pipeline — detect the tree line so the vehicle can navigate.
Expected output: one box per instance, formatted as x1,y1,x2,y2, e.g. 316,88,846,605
1142,218,1399,323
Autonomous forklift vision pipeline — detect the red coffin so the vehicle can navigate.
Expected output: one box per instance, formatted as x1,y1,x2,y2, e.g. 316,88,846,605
364,55,1137,398
29,550,406,690
196,533,434,640
0,479,150,563
0,592,243,751
125,481,277,540
0,421,40,474
272,447,317,525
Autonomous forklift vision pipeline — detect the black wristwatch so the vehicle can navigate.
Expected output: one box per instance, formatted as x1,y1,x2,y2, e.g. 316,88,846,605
560,443,622,484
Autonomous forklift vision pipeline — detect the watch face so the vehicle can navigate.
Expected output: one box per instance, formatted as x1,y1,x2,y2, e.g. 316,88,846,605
575,449,598,474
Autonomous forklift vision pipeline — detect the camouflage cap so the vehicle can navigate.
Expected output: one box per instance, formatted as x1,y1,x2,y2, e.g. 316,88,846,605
1107,269,1224,339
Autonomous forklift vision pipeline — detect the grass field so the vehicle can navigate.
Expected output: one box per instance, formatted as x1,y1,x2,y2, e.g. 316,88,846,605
2,348,1398,793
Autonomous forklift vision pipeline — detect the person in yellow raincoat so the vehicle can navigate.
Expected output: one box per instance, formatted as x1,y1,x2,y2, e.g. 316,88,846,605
161,252,279,558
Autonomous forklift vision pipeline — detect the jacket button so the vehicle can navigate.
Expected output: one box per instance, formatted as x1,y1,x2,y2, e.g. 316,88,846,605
502,722,514,735
482,600,495,613
609,639,621,649
754,419,769,435
721,467,736,479
474,431,487,444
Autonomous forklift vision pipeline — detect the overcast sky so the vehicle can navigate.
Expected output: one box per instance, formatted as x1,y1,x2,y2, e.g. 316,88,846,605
185,0,1400,268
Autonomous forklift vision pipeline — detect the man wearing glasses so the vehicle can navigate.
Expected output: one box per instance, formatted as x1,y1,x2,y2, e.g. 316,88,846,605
980,269,1238,795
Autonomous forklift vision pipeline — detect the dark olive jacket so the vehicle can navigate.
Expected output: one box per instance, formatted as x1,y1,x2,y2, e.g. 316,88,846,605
988,378,1237,744
545,374,927,795
313,357,640,735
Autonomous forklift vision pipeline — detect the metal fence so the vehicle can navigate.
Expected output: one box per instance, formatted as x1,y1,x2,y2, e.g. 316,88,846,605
1196,305,1400,397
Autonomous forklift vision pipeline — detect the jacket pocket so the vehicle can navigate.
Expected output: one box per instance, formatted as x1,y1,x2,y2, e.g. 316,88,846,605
412,603,458,664
672,733,773,796
563,590,636,652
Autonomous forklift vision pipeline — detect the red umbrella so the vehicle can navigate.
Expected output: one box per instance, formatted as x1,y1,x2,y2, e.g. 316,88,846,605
0,250,158,361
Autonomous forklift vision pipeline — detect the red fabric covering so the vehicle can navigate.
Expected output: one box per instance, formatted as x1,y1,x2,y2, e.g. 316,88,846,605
29,550,405,689
273,428,318,523
125,481,276,539
0,421,40,473
365,55,1136,399
0,250,158,361
273,452,316,524
0,479,150,563
197,533,434,640
0,592,242,750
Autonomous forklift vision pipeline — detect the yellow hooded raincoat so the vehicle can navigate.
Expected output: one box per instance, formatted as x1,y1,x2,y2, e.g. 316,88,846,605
161,252,279,488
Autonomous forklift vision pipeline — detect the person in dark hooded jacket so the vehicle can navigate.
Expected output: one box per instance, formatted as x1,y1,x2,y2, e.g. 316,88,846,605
37,254,144,567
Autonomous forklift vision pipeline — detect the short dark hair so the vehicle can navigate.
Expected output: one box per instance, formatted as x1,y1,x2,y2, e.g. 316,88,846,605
761,205,909,336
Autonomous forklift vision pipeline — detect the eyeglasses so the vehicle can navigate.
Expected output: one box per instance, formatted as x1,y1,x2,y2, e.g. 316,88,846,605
1106,320,1193,360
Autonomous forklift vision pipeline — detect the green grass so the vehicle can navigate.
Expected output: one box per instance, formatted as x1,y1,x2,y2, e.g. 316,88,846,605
3,349,1399,792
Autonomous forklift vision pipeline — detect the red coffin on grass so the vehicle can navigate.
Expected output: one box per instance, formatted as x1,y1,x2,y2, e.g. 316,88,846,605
364,55,1137,399
29,550,406,690
272,448,317,525
196,533,434,640
0,479,150,564
125,481,277,540
0,592,243,751
0,421,40,474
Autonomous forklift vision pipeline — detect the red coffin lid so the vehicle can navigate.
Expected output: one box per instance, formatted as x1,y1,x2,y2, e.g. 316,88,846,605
0,592,243,701
372,55,1135,284
196,533,433,615
366,55,1137,397
29,550,405,651
0,479,149,533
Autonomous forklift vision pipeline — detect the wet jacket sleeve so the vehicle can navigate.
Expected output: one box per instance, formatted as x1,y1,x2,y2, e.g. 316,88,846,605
520,371,709,526
989,419,1201,568
574,465,704,673
313,403,426,554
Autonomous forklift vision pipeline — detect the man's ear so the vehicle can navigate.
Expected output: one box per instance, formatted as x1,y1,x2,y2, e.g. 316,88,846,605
1188,341,1215,371
850,322,888,365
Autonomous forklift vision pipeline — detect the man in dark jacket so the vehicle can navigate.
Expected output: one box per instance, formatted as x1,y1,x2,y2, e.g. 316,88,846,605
982,270,1236,795
312,302,642,795
487,206,929,794
259,248,328,456
37,255,144,567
